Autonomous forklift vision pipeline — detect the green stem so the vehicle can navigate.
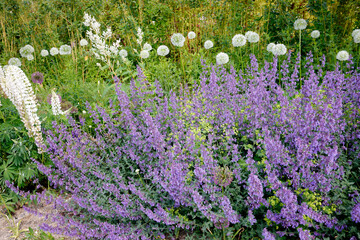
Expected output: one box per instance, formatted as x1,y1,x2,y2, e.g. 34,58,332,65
179,49,186,86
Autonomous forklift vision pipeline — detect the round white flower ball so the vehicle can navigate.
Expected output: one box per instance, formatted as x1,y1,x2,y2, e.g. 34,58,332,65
50,47,59,56
140,50,150,59
273,44,287,56
59,45,72,55
40,50,49,57
188,31,196,39
267,43,275,53
157,45,170,56
311,30,320,39
294,19,307,30
216,52,229,65
143,43,152,51
351,29,360,38
80,39,88,46
336,50,349,61
204,40,213,49
247,32,260,43
232,34,246,47
19,44,35,58
26,54,34,61
353,31,360,44
8,57,21,67
171,33,185,47
119,49,128,58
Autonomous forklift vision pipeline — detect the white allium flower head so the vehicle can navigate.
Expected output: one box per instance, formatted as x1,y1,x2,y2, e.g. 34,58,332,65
294,19,307,30
247,32,260,43
188,31,196,39
143,43,152,51
353,31,360,44
40,50,49,57
267,43,275,53
80,39,88,46
336,50,350,61
50,47,59,56
26,54,34,61
135,169,140,174
171,33,186,47
216,52,229,65
273,44,287,56
232,34,246,47
8,58,21,67
311,30,320,39
204,40,213,49
157,45,170,56
351,29,360,38
140,50,150,59
19,45,35,58
59,45,72,55
119,49,128,58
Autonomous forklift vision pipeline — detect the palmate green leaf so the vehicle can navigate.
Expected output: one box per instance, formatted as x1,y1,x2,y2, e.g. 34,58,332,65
0,161,17,183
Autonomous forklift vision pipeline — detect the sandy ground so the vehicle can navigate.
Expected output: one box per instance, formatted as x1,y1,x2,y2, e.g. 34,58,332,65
0,203,77,240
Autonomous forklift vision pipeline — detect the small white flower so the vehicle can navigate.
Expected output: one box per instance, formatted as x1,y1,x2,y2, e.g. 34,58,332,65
151,21,155,25
336,50,349,61
82,110,86,114
80,39,88,46
119,49,128,58
216,52,229,65
50,47,59,56
59,45,72,55
247,32,260,43
40,50,49,57
311,30,320,39
135,169,140,174
140,50,149,59
19,45,35,58
351,29,360,38
188,31,196,40
204,40,213,49
171,33,185,47
157,45,170,56
273,44,287,56
27,54,34,61
267,43,275,53
8,58,21,67
143,43,152,51
232,34,246,47
137,27,143,46
294,19,307,30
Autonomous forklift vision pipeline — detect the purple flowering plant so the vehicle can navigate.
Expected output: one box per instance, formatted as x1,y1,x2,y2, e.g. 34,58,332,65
15,52,360,239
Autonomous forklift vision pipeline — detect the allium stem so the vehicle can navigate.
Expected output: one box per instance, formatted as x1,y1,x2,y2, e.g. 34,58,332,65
299,29,302,87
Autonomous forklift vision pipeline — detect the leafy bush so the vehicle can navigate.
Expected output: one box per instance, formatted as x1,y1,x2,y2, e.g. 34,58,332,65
21,53,360,239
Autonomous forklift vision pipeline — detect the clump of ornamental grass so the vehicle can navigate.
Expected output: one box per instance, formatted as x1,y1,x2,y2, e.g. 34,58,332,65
17,53,360,239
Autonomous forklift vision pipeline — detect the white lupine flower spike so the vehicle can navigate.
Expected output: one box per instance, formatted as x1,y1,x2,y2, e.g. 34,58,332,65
0,65,44,153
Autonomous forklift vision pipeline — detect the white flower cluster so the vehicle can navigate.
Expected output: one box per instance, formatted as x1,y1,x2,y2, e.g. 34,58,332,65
51,90,65,115
311,30,320,39
232,34,246,47
245,31,260,43
59,45,72,55
41,49,49,57
171,33,186,47
336,50,349,61
19,44,34,60
137,27,143,46
216,52,229,65
294,19,307,30
157,45,169,56
204,40,213,49
143,43,152,51
188,31,196,40
140,50,149,59
8,57,21,67
352,29,360,44
50,47,59,56
83,13,122,62
0,65,44,153
80,39,88,46
267,43,287,56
